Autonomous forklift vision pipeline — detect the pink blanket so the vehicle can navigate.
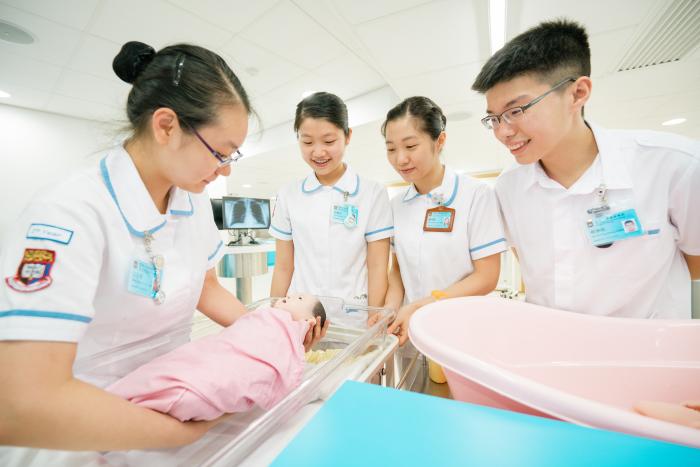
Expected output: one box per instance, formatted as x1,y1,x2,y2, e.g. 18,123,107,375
107,307,309,421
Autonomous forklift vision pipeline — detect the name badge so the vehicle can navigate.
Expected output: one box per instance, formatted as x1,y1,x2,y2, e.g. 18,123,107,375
424,206,455,232
331,204,359,228
127,259,158,299
26,223,74,245
585,208,643,246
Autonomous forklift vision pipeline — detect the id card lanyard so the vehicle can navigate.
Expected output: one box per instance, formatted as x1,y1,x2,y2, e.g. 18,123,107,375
144,232,166,304
423,193,455,232
331,190,359,228
127,231,166,304
584,183,643,248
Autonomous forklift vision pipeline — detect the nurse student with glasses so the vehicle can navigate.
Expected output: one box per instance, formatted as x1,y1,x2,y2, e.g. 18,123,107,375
472,20,700,319
0,41,325,464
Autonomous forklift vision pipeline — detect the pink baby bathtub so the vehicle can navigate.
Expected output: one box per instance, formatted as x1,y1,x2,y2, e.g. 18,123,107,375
409,296,700,448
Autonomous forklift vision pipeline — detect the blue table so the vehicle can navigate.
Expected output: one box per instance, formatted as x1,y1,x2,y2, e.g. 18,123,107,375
273,381,699,467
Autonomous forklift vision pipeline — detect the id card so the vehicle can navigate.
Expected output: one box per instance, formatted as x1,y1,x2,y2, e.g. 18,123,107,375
127,259,157,298
423,206,455,232
331,204,359,228
585,208,643,246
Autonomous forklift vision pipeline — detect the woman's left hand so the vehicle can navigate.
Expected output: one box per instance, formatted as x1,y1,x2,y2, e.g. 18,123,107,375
303,316,330,352
386,302,421,346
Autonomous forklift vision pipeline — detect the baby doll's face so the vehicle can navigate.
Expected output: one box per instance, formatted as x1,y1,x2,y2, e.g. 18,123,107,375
276,293,317,322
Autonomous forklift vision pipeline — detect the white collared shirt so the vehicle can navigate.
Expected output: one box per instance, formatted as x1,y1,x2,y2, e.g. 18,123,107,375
0,146,224,385
392,166,507,303
496,123,700,318
269,164,393,304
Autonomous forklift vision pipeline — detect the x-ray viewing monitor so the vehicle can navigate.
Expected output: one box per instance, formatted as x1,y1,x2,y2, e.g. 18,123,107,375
222,196,271,230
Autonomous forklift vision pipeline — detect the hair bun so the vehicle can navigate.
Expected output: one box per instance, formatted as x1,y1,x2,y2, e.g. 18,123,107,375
113,41,156,84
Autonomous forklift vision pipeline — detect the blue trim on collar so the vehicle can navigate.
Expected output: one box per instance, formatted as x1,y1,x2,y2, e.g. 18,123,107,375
301,177,323,194
207,240,223,261
169,194,194,216
402,174,459,205
100,157,166,238
333,174,360,197
0,309,92,323
402,186,422,202
302,174,360,197
442,174,459,207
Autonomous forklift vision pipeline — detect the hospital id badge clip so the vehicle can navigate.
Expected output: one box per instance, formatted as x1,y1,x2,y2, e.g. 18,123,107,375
127,259,161,300
423,205,455,232
331,204,359,228
584,184,643,248
127,232,166,304
331,192,359,228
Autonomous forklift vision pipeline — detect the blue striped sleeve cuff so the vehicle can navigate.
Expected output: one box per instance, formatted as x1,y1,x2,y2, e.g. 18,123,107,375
270,224,293,240
0,309,92,323
469,237,507,259
365,226,394,241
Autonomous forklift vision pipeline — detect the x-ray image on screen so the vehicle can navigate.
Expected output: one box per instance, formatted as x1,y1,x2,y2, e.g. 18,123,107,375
222,197,271,229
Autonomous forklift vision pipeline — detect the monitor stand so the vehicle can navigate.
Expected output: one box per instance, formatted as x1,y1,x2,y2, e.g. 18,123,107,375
227,230,242,247
245,229,259,245
227,229,259,246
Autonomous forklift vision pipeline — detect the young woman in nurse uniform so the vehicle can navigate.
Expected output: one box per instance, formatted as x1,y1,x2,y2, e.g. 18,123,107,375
382,97,507,346
269,92,393,309
0,41,324,463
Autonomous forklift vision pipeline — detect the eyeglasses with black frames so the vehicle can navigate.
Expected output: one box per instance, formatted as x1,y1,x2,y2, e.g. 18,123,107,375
481,77,577,130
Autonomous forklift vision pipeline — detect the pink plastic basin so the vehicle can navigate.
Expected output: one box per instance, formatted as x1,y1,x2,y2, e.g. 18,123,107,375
409,296,700,448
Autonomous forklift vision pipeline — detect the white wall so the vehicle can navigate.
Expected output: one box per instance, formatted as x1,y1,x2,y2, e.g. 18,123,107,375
0,104,121,246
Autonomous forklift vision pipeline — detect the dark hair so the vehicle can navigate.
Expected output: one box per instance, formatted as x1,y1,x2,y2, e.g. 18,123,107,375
113,41,252,137
294,92,349,136
381,96,446,140
472,19,591,93
312,301,327,328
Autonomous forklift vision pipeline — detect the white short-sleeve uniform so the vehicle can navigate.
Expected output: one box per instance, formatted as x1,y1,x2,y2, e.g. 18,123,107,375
269,164,393,305
392,166,507,303
0,146,224,380
0,146,224,465
495,123,700,318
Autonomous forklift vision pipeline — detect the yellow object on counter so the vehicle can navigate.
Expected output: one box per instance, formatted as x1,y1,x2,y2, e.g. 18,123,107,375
427,290,448,383
428,358,447,383
431,289,449,301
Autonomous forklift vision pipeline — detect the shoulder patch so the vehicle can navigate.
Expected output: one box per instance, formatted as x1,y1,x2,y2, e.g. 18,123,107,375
5,249,56,293
26,223,74,245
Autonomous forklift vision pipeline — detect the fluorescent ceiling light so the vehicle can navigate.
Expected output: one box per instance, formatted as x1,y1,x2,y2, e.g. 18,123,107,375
488,0,507,55
242,184,252,188
0,89,10,98
661,117,686,126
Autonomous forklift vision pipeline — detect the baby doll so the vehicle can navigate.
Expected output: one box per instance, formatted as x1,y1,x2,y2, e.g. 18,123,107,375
108,293,326,421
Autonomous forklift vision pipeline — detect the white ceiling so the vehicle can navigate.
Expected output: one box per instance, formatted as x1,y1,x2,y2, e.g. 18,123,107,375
1,0,699,198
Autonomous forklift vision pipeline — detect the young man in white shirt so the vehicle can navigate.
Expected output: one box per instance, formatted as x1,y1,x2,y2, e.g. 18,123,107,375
471,19,700,318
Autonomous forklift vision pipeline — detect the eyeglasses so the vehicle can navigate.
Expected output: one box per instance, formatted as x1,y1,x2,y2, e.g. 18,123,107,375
182,120,243,167
481,77,577,130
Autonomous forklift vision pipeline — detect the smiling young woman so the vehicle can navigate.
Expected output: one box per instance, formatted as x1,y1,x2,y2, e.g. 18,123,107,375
269,92,394,311
381,96,506,347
